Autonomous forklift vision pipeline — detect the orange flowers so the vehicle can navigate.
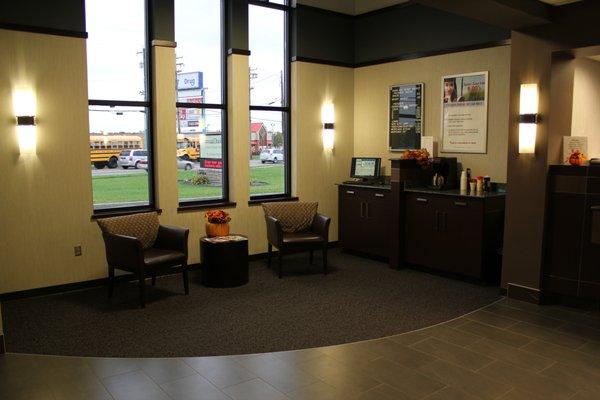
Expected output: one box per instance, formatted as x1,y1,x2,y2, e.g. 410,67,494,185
205,210,231,224
401,149,430,167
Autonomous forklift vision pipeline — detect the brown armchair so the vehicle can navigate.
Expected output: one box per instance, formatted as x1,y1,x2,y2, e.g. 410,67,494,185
97,212,189,308
263,202,331,278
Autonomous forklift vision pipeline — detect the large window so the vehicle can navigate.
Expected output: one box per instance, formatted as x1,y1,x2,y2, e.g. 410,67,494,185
175,0,227,206
249,1,290,199
86,0,153,212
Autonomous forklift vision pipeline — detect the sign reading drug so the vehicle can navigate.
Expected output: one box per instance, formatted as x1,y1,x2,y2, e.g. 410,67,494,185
177,72,203,90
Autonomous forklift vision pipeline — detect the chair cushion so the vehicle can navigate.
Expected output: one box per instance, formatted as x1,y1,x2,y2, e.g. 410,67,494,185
97,212,159,249
144,248,186,268
262,202,318,233
283,232,325,244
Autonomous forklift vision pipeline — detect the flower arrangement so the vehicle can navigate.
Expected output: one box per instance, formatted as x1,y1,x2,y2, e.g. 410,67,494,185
401,148,430,167
205,210,231,224
567,149,586,166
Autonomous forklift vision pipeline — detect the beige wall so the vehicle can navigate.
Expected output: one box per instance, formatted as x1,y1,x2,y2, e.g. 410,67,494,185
0,30,354,294
353,45,511,182
571,58,600,159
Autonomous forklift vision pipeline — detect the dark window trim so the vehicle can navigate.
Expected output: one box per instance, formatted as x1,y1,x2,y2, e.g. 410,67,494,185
88,0,155,214
91,207,163,220
177,201,236,213
176,0,230,208
248,196,298,206
249,0,292,201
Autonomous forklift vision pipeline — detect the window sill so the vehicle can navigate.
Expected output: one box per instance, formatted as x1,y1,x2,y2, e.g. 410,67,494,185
177,201,237,213
91,208,162,220
248,196,298,206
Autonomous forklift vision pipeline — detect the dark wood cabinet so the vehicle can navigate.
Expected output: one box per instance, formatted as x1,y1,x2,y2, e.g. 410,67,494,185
338,185,392,258
545,166,600,301
404,191,504,282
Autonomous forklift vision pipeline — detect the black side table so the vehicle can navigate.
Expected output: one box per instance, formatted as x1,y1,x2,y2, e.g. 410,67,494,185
200,235,249,287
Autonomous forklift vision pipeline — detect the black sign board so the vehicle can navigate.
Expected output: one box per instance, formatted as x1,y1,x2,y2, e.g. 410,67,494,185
389,83,423,151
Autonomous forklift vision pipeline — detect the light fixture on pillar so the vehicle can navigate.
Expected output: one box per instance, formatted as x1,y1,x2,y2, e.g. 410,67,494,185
321,103,334,150
13,88,37,155
519,83,539,154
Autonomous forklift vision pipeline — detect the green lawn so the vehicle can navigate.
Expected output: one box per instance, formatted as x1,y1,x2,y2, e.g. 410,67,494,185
92,165,285,206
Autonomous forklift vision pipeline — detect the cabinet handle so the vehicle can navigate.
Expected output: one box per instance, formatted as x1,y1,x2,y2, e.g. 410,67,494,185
416,197,428,203
366,202,370,218
360,202,365,218
374,193,385,197
454,201,468,207
591,206,600,211
435,211,439,231
346,190,355,195
442,212,447,232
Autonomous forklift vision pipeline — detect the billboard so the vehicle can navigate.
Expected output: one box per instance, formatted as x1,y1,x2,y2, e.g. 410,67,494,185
177,72,203,90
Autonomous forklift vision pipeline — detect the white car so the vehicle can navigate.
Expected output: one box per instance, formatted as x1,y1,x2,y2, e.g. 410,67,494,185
118,149,148,169
177,158,195,170
260,148,285,164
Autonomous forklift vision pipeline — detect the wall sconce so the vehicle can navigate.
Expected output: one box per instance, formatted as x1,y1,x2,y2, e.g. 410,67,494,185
321,103,334,150
519,83,539,154
13,88,37,155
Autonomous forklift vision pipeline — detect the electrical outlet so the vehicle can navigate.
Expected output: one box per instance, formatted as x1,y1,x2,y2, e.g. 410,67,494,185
74,246,82,257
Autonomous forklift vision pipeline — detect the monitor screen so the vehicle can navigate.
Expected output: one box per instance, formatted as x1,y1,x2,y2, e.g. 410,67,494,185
351,157,381,178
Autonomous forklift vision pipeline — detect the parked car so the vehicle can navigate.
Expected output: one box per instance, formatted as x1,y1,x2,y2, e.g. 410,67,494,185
260,148,285,164
177,157,195,171
118,149,148,169
137,159,148,170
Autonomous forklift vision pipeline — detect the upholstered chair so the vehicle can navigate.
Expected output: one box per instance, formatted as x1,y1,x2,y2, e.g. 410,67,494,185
97,212,189,308
262,202,331,278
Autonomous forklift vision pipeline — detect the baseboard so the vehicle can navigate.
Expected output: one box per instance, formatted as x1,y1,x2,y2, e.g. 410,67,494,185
0,263,201,302
507,283,541,304
0,335,5,354
248,241,339,261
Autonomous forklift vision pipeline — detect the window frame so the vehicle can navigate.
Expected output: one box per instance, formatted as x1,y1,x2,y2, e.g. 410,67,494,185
175,0,230,209
87,0,156,216
248,0,292,201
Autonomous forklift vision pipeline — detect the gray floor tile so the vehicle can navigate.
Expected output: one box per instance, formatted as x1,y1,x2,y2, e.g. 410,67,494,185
286,380,365,400
273,348,325,365
521,340,600,376
506,321,588,348
388,331,430,346
571,390,600,400
466,337,554,372
354,338,437,369
411,337,494,371
238,356,319,394
423,386,481,400
138,358,198,385
578,340,600,356
222,378,289,400
456,321,533,347
554,323,600,343
420,324,485,347
478,360,575,400
184,356,256,389
464,310,520,329
484,303,566,329
354,383,413,400
539,362,600,394
319,342,381,369
102,370,170,400
296,355,381,393
87,357,141,379
160,374,230,400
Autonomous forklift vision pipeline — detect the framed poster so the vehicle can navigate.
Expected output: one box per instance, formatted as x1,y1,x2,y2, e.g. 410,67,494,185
389,83,423,151
441,71,488,154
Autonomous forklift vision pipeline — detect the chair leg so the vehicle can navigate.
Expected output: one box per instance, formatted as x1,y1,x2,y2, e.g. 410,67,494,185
138,270,146,308
309,250,314,265
151,272,156,286
278,251,283,279
323,245,328,275
267,244,273,269
108,266,114,298
182,263,189,295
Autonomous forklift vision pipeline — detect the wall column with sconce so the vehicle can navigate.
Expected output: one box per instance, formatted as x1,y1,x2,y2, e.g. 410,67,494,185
321,103,334,150
12,88,37,155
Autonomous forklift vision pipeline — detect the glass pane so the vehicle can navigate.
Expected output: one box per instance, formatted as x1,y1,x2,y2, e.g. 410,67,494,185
175,0,222,105
86,0,147,101
250,111,286,196
249,5,285,107
177,108,224,202
89,105,150,209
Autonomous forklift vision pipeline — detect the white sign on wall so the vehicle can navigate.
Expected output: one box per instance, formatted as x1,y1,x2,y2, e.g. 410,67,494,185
177,72,202,90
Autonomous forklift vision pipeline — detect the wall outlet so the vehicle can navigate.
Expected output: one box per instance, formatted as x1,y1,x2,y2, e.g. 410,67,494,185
74,246,82,257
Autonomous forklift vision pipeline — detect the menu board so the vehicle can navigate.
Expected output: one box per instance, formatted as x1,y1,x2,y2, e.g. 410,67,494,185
389,83,423,151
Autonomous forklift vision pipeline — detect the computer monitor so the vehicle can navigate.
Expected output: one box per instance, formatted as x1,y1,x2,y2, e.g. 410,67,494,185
350,157,381,179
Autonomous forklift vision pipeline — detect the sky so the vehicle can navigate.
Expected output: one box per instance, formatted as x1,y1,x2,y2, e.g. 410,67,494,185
86,0,286,139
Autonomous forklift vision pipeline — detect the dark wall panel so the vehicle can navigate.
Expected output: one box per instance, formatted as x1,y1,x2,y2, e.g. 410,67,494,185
228,0,248,51
149,0,174,41
0,0,85,34
354,4,510,64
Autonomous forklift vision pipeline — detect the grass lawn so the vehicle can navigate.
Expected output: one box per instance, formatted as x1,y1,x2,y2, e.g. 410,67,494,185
92,164,285,206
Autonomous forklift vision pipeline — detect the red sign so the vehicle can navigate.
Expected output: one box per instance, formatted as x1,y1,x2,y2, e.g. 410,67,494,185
201,159,223,169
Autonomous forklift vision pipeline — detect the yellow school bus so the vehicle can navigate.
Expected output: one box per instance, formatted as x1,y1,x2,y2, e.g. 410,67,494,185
176,134,200,160
90,134,144,169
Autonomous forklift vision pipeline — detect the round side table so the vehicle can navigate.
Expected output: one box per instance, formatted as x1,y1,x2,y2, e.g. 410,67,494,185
200,235,249,287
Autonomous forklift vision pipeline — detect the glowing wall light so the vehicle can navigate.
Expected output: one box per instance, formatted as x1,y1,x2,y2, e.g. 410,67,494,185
321,103,334,150
12,88,37,155
519,84,539,154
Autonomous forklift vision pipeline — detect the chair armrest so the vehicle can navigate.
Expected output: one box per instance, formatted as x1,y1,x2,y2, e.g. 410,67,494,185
102,232,144,268
311,213,331,241
265,215,283,247
154,225,189,255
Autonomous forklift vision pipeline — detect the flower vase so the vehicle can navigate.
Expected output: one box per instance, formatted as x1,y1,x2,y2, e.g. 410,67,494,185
206,222,230,237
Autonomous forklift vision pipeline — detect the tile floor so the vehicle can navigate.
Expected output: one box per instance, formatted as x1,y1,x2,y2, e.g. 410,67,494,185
0,298,599,400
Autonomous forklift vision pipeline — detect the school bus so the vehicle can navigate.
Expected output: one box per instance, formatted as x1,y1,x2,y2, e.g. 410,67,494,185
176,134,200,160
90,134,144,169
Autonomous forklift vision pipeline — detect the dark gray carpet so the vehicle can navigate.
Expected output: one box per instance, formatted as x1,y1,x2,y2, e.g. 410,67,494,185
2,250,501,357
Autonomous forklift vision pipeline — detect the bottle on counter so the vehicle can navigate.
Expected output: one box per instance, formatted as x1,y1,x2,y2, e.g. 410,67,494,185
466,168,472,183
476,176,484,193
460,170,468,192
484,176,491,192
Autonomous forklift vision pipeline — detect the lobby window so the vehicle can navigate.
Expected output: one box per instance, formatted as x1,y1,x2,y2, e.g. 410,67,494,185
175,0,228,205
249,1,291,199
86,0,153,212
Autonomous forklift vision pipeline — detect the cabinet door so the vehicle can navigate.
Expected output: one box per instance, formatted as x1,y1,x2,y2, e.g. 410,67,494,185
339,188,369,253
579,194,600,299
405,194,437,266
438,198,484,278
364,190,392,258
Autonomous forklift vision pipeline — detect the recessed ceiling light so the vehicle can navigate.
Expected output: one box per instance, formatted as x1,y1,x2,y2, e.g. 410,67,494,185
538,0,583,5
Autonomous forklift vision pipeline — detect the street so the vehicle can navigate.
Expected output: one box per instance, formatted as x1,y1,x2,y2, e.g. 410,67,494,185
91,159,279,176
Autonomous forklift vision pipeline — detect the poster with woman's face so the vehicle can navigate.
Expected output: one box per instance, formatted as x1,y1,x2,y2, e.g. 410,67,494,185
441,72,488,154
